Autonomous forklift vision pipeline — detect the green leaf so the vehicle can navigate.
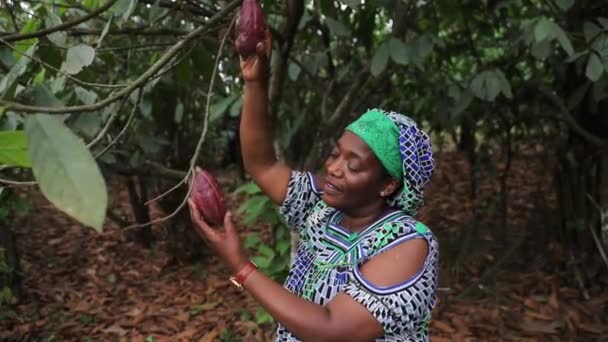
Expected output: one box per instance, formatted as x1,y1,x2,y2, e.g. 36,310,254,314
598,18,608,30
452,89,474,116
114,0,137,27
64,44,96,75
341,0,360,9
531,40,551,60
371,41,390,77
0,130,32,167
471,70,502,102
72,112,103,139
25,114,107,231
96,16,113,48
210,94,238,122
388,38,409,65
15,19,39,59
31,84,63,107
553,0,574,11
591,34,608,68
583,21,602,43
46,13,67,48
288,62,301,81
325,17,351,37
586,53,604,82
175,57,193,87
229,97,243,118
553,24,574,56
534,18,553,42
244,233,262,249
0,43,37,95
234,181,261,195
75,87,98,105
495,69,513,99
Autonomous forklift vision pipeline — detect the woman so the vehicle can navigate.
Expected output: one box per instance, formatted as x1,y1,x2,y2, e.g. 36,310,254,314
188,32,438,341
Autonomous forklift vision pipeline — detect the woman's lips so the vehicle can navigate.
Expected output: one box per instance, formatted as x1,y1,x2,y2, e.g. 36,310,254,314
323,180,342,194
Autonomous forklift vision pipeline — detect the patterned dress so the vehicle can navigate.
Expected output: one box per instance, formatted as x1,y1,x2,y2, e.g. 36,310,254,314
275,171,439,342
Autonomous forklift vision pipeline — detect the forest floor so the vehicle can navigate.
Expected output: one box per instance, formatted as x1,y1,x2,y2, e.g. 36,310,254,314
2,151,607,341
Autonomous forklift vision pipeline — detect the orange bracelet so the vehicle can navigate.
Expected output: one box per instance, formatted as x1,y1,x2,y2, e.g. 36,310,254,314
229,260,258,290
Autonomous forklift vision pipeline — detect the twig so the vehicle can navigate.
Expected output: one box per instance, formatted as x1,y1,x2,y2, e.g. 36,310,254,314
0,177,36,186
94,90,142,158
1,0,118,43
123,14,238,231
0,0,243,114
0,37,129,89
86,96,129,148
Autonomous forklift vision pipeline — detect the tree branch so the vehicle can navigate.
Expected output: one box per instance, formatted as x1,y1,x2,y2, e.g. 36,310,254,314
1,0,119,43
0,37,129,89
539,86,608,147
1,0,243,115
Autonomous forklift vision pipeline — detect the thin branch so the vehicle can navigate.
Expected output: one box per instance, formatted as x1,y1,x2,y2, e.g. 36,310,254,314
0,177,36,186
86,96,130,148
68,27,189,37
97,42,175,53
124,14,238,231
539,86,608,147
94,91,142,158
0,37,129,89
1,0,243,114
1,0,118,42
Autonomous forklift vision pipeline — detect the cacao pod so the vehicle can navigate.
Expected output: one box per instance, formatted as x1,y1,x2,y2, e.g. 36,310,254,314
190,168,227,226
235,0,267,57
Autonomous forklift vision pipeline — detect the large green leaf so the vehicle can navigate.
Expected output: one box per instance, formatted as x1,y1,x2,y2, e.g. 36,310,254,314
25,114,108,231
471,70,502,102
554,0,574,11
64,44,96,75
15,18,39,59
46,13,67,48
325,17,351,37
586,53,604,82
0,130,32,167
114,0,137,27
0,44,37,95
371,41,390,76
388,38,410,65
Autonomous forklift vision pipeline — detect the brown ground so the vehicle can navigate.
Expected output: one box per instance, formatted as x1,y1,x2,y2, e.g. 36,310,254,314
1,151,607,341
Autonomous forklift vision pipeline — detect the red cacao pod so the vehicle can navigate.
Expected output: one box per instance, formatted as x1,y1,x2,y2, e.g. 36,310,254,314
190,168,227,226
235,0,267,57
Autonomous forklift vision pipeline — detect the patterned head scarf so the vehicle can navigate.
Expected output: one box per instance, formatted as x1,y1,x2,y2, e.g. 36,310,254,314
345,109,435,215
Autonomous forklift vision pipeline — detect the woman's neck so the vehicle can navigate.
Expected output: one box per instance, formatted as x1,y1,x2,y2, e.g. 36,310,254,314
338,203,393,233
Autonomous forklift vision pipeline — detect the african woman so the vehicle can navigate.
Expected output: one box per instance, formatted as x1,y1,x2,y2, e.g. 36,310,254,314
188,31,438,341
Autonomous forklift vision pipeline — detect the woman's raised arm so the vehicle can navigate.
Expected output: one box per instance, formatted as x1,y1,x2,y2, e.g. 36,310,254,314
239,30,291,205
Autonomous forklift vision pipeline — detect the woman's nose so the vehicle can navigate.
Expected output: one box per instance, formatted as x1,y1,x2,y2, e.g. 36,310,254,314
326,158,343,178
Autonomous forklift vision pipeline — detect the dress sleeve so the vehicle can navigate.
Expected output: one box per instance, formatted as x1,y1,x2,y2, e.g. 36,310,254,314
279,170,323,233
342,220,439,336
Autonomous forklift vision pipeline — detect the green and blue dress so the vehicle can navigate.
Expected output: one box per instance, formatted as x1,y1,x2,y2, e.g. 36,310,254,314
275,170,439,342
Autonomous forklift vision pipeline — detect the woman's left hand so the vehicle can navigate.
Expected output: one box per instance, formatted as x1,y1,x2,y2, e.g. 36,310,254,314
188,199,250,273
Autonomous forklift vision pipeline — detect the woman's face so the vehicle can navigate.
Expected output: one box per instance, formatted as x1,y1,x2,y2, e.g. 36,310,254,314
322,131,390,211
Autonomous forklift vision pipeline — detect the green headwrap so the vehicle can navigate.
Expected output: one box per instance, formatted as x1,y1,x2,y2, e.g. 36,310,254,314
345,109,403,179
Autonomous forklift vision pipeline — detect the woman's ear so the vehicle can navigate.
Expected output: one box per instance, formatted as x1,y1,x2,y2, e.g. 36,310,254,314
380,177,400,197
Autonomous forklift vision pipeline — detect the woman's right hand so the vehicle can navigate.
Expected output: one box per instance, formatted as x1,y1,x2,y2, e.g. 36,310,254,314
239,28,271,83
